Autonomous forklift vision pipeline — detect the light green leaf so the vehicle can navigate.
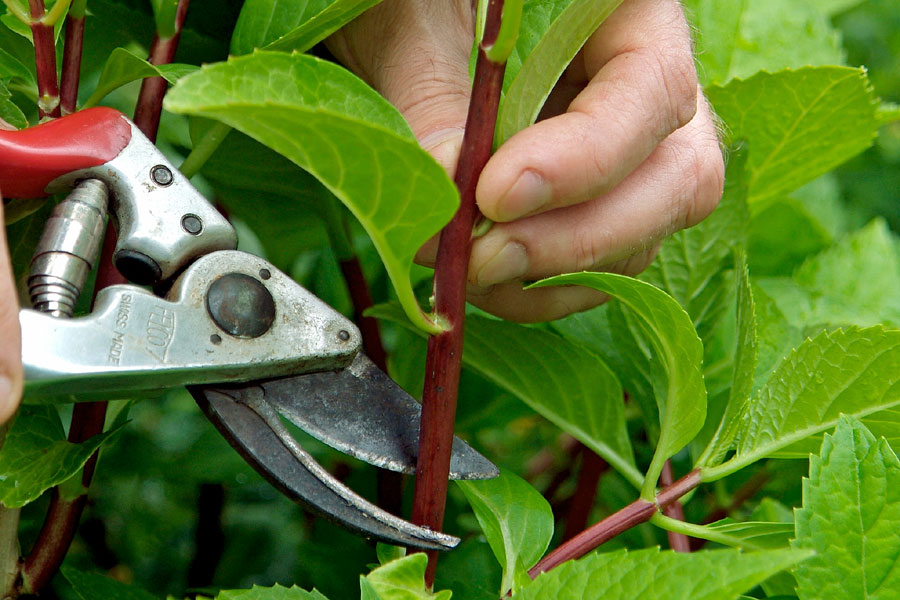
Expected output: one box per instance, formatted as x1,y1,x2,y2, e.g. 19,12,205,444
0,405,121,508
808,0,867,16
697,252,757,468
704,327,900,480
457,469,553,596
531,273,705,498
793,416,900,599
496,0,623,145
376,543,406,567
0,78,26,128
683,0,845,86
703,520,794,550
217,585,328,599
232,0,382,55
165,52,458,334
150,0,179,38
61,566,157,600
84,47,197,108
751,282,804,392
708,67,880,208
777,407,900,458
517,548,810,600
360,577,381,600
364,554,451,600
369,304,639,488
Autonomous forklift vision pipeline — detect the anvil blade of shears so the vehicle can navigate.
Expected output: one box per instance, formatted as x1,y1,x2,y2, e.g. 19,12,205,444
7,108,497,550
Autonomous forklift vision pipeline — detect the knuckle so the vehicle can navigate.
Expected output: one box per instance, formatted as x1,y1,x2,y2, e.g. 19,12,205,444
679,133,725,229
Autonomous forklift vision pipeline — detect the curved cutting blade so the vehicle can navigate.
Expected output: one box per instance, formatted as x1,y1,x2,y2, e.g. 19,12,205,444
258,353,498,480
191,385,459,551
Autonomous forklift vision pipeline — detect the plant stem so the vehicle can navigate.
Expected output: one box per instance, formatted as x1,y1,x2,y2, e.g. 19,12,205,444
410,0,508,586
132,0,190,143
27,0,60,119
179,121,232,179
659,460,690,552
59,0,87,115
561,446,607,542
651,513,762,551
0,423,20,597
529,469,702,577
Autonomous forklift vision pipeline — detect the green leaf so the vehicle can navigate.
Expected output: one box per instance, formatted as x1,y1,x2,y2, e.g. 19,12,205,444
517,548,810,600
808,0,867,16
376,543,405,566
216,585,328,599
232,0,382,55
150,0,179,38
457,469,553,595
360,577,381,600
708,67,880,208
363,553,451,600
704,327,900,480
0,45,34,86
703,520,794,550
0,405,121,507
778,407,900,459
793,416,900,599
0,78,26,128
369,304,639,488
84,47,197,108
61,566,157,600
165,52,458,334
697,252,757,468
683,0,845,87
496,0,623,145
531,273,705,498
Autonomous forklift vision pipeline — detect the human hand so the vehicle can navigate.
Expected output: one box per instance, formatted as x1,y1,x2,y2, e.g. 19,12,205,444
327,0,724,322
0,196,23,425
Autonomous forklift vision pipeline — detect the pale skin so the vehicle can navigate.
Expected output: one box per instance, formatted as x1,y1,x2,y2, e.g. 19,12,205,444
0,0,724,421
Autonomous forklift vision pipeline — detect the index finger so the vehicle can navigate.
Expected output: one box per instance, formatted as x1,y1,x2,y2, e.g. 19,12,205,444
0,195,23,424
476,0,698,222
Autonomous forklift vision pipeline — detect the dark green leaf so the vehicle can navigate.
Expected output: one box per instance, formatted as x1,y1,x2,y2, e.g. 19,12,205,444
0,78,26,128
84,47,197,108
62,566,157,600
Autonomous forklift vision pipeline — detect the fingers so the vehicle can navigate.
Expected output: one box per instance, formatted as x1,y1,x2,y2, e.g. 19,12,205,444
476,0,698,222
0,197,23,424
469,92,724,290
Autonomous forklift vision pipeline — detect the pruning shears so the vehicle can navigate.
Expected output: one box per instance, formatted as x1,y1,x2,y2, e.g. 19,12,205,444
1,107,497,550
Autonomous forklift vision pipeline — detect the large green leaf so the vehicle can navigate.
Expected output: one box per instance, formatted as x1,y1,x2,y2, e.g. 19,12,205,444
217,585,329,600
369,304,639,487
231,0,382,55
776,407,900,458
496,0,623,145
517,548,810,600
793,416,900,599
683,0,845,86
457,469,553,596
708,67,880,208
0,405,121,507
697,252,757,468
61,566,157,600
83,47,197,108
532,273,705,498
704,327,900,480
0,45,34,86
0,78,26,128
165,52,458,334
363,554,451,600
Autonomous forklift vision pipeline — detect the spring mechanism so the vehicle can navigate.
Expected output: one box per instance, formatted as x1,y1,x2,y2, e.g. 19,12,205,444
28,179,108,317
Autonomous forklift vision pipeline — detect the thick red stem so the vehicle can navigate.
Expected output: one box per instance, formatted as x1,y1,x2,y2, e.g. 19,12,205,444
59,14,85,115
411,1,507,586
132,0,190,142
659,460,691,552
529,469,702,577
27,0,60,119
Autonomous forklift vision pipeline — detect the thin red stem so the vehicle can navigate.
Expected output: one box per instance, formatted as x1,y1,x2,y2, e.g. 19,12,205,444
659,460,691,552
59,13,85,115
529,469,702,577
411,1,507,586
561,447,607,542
132,0,190,142
27,0,60,118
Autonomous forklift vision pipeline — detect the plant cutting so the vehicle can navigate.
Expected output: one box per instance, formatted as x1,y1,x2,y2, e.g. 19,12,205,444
0,0,898,599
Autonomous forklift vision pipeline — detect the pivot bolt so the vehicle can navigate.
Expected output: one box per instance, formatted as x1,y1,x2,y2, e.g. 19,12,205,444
207,272,276,338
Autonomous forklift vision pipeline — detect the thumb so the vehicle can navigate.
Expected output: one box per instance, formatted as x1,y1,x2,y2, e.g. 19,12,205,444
0,194,23,425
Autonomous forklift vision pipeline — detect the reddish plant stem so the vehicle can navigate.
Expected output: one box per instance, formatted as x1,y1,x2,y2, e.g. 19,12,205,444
27,0,60,119
411,0,507,586
562,446,608,542
132,0,190,142
659,460,691,552
59,13,86,115
529,469,702,577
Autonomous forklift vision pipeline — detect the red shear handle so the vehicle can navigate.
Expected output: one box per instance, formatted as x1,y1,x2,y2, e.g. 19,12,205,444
0,107,132,199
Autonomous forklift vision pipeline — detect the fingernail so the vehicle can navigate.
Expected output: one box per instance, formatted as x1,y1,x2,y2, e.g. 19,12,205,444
476,242,529,286
498,170,552,221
